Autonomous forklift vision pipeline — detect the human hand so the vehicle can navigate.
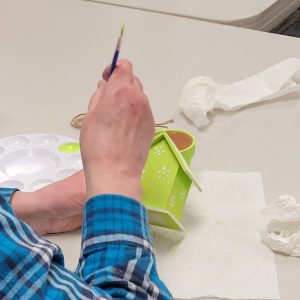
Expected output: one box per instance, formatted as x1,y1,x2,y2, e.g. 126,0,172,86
80,60,155,201
11,170,86,235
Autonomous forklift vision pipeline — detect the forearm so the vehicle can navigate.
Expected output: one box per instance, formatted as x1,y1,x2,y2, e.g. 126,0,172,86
10,191,44,231
76,194,173,299
0,189,48,234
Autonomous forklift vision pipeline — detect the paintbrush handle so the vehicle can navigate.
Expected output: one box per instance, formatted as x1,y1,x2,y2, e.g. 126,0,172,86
108,49,120,78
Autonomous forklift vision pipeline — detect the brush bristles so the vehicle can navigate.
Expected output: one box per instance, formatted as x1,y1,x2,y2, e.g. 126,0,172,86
116,24,125,51
121,24,125,36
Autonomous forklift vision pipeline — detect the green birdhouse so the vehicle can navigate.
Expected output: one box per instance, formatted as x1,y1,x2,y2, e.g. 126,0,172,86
142,129,201,231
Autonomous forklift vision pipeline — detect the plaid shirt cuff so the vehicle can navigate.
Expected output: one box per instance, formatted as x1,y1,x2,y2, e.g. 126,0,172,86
82,194,153,252
0,188,19,215
0,187,19,202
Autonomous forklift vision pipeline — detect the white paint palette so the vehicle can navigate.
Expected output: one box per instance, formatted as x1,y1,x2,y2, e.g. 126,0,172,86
0,134,82,191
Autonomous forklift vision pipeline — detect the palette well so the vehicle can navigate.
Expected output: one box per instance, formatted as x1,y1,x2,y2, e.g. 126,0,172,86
0,134,82,192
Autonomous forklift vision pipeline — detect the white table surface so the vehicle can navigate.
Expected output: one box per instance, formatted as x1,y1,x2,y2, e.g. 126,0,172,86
90,0,300,30
1,0,300,299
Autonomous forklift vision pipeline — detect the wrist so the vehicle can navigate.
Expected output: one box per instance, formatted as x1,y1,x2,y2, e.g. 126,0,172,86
85,171,142,202
10,191,48,234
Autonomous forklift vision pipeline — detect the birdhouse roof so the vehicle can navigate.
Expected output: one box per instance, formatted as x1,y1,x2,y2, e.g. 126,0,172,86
152,132,201,191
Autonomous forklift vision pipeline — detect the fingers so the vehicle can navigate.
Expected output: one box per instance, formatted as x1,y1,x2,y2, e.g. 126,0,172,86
87,92,98,114
101,60,145,103
97,79,106,89
133,76,144,92
101,59,143,92
88,80,107,113
102,64,110,81
102,59,133,83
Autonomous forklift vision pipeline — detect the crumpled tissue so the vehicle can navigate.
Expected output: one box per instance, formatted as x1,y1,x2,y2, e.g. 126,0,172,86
179,58,300,127
261,194,300,256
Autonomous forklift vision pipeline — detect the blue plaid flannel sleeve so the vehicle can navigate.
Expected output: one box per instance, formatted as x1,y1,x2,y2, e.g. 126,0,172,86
0,188,173,299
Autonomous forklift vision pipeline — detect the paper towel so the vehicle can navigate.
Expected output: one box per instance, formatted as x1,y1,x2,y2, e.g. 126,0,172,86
261,194,300,256
179,58,300,128
152,171,280,300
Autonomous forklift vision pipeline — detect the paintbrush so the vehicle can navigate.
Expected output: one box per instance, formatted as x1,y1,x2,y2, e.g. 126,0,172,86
108,24,125,78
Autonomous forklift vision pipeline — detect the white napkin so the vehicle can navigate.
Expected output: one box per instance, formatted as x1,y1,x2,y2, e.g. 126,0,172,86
152,171,279,300
179,58,300,128
261,194,300,256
